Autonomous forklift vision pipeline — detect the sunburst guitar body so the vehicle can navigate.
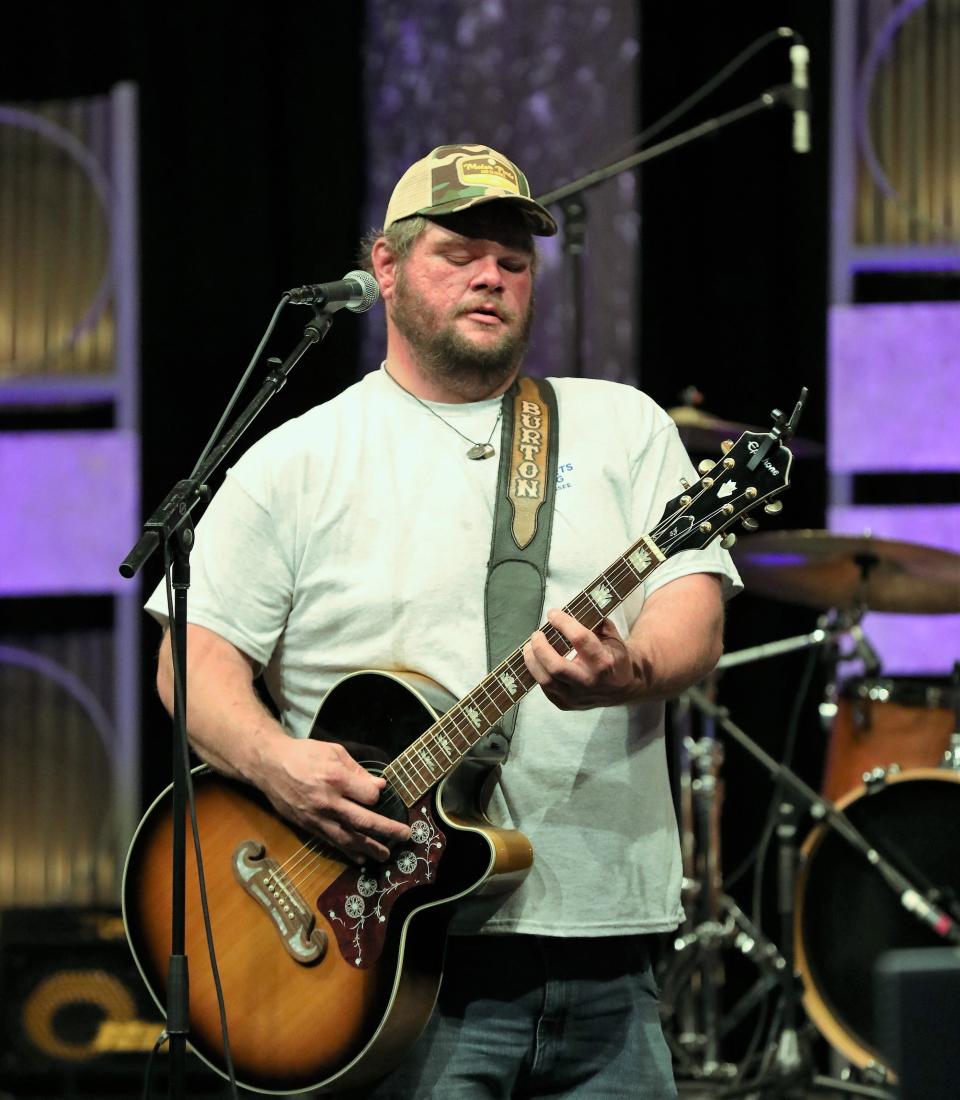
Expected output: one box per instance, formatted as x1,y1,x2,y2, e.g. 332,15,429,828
122,671,532,1094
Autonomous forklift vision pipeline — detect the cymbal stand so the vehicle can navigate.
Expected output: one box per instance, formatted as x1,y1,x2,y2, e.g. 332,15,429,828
668,668,796,1082
664,621,854,1082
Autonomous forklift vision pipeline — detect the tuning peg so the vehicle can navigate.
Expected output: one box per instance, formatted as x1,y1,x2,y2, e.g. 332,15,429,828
764,500,783,515
720,533,737,549
742,517,760,532
721,439,734,454
679,477,690,490
698,459,715,475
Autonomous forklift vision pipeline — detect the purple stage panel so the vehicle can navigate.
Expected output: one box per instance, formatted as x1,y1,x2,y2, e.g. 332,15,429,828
828,303,960,473
0,430,137,595
828,503,960,676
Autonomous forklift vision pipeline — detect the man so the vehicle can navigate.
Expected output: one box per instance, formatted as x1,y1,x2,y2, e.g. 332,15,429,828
147,144,740,1097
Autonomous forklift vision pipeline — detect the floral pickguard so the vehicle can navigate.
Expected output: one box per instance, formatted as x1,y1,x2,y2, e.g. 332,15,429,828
317,795,445,968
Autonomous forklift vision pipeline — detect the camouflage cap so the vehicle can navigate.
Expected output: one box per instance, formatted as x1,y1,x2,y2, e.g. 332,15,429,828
384,144,558,236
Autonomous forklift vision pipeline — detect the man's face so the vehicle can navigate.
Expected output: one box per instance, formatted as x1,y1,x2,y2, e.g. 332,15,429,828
387,209,536,399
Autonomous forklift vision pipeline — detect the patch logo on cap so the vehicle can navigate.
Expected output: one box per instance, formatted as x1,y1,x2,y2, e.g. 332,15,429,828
457,156,520,195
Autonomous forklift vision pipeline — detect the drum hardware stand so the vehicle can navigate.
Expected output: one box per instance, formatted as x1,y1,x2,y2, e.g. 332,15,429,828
716,798,812,1100
667,684,737,1080
665,622,852,1082
686,684,960,1098
663,616,887,1083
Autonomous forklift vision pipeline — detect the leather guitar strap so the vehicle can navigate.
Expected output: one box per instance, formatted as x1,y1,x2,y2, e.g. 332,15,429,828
475,375,558,761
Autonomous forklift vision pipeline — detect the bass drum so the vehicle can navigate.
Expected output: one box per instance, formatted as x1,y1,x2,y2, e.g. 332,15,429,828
795,769,960,1071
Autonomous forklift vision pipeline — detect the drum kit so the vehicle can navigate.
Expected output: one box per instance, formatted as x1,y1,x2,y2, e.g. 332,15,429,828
662,403,960,1095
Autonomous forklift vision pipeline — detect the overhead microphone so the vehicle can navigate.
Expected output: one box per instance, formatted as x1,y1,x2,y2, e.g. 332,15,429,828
286,269,380,313
789,42,811,154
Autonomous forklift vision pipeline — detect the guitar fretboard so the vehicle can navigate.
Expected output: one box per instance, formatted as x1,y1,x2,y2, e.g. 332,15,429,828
383,532,665,805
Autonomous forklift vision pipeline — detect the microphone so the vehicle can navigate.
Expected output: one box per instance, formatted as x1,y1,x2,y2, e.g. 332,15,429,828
900,889,960,945
286,269,380,313
789,43,811,153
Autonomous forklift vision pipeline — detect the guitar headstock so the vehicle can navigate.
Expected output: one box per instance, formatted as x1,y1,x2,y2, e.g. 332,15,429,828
653,390,807,558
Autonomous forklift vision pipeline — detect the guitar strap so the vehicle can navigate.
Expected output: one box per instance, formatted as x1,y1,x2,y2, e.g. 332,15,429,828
475,375,559,762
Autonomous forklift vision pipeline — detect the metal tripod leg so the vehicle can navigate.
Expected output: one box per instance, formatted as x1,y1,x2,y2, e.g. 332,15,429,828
666,688,737,1079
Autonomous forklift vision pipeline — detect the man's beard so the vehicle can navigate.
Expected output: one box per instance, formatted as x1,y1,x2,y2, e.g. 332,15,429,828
390,273,534,400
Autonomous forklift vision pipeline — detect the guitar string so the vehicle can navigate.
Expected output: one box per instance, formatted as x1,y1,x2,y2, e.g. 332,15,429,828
265,483,754,898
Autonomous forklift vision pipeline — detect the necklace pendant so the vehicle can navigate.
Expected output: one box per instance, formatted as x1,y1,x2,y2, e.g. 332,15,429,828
467,442,496,461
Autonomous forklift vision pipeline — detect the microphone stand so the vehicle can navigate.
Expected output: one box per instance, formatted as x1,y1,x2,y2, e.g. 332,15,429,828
535,85,801,378
118,306,334,1100
684,686,960,1099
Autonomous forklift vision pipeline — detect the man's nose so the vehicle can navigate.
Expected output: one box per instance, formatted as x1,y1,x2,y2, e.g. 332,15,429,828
469,256,504,291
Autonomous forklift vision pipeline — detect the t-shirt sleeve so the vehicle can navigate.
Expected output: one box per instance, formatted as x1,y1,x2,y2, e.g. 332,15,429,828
143,469,294,669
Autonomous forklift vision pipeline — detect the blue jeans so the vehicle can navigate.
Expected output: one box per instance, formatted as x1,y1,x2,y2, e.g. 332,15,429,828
360,932,678,1099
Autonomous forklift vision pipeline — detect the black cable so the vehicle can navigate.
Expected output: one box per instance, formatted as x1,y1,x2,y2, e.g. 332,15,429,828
140,1028,169,1100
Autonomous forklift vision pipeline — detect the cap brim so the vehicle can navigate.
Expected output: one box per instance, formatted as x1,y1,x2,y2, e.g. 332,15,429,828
421,192,558,237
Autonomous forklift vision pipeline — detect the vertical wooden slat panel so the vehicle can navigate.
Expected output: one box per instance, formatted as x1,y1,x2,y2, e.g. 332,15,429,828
0,634,116,909
931,0,947,237
1,86,139,912
856,0,958,246
0,121,13,361
951,0,960,228
0,95,113,381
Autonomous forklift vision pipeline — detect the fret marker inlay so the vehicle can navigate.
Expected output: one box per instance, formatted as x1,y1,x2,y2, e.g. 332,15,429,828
499,672,518,696
628,546,652,572
589,582,613,609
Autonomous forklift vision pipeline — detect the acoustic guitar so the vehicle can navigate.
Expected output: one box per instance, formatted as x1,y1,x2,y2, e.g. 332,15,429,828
122,416,795,1093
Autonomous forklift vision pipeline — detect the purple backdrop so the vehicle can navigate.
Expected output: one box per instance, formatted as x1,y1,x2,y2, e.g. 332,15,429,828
0,431,137,595
829,302,960,675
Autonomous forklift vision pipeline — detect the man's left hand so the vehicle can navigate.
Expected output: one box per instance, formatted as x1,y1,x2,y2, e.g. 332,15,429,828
523,608,640,711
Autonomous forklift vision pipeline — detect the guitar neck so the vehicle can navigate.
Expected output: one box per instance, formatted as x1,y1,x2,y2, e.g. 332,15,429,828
380,411,798,807
383,532,666,806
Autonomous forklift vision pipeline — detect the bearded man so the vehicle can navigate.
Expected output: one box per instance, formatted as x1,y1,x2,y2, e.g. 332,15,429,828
146,144,739,1098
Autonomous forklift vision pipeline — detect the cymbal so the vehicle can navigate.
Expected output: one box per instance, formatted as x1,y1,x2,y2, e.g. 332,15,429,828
667,406,824,457
731,530,960,614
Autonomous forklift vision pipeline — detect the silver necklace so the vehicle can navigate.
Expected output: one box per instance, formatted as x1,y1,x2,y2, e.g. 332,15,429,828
384,366,503,460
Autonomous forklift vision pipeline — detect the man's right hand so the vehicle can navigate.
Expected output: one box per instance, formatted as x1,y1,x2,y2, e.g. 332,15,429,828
257,736,411,864
156,624,411,865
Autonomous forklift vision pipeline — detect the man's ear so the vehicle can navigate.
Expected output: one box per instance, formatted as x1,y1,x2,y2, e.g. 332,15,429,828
371,238,398,302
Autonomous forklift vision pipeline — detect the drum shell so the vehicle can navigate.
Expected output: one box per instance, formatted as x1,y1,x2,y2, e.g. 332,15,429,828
795,769,960,1072
821,676,955,802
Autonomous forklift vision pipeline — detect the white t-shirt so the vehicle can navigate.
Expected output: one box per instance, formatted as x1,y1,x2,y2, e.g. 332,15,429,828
146,367,741,936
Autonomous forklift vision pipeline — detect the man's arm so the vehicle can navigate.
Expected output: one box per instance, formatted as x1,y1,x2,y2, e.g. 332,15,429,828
156,624,410,861
523,572,724,710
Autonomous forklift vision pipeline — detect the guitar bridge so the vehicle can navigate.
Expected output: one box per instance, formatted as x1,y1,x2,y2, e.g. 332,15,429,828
232,840,327,965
